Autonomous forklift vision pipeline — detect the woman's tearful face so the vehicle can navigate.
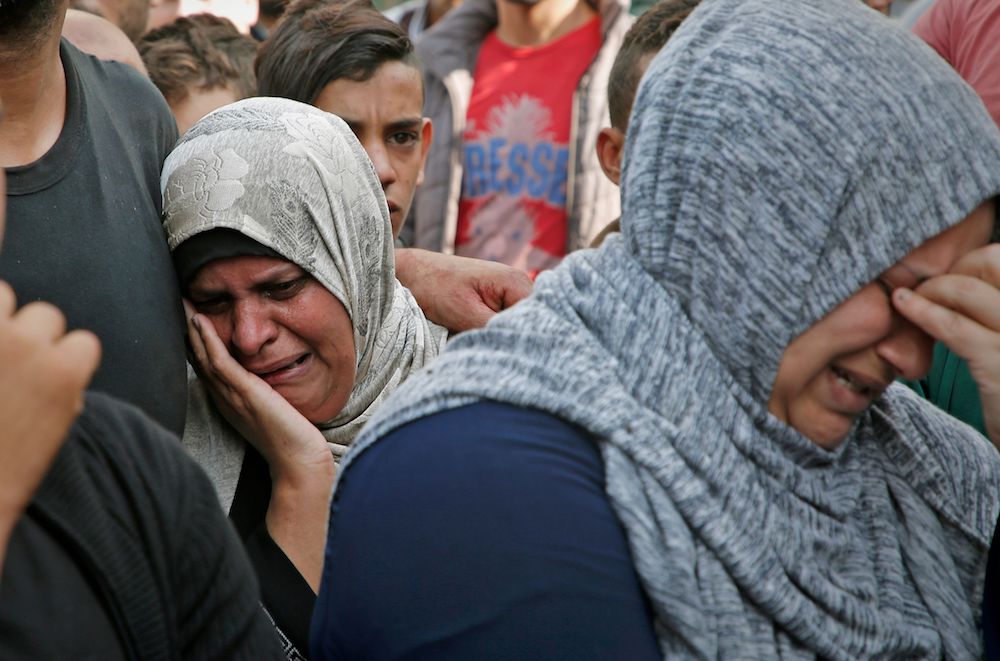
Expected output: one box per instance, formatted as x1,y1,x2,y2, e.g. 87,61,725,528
767,202,995,449
188,255,357,424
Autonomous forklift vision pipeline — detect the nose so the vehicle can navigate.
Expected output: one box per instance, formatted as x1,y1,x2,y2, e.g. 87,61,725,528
229,298,278,358
365,140,397,192
875,314,934,381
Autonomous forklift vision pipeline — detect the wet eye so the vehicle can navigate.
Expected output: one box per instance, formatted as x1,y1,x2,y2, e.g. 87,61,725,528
191,297,228,314
265,278,307,300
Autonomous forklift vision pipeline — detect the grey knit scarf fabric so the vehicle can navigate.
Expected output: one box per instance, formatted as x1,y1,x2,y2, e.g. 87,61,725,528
161,98,446,511
340,0,1000,658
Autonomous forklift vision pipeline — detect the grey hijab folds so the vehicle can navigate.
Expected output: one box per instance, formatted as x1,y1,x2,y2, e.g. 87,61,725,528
342,0,1000,658
161,97,446,511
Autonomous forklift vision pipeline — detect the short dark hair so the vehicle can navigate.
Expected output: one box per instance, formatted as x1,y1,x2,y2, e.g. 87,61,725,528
139,14,258,104
256,0,420,105
0,0,65,51
608,0,700,131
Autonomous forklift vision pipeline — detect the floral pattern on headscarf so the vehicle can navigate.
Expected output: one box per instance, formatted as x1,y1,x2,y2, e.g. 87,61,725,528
161,97,447,511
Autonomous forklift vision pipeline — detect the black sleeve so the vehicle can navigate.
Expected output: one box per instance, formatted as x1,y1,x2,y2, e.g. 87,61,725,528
78,394,285,660
245,524,316,656
168,453,285,660
310,401,662,660
230,445,316,657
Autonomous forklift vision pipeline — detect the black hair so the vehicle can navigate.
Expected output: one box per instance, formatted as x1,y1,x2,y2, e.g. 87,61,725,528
256,0,420,105
0,0,65,51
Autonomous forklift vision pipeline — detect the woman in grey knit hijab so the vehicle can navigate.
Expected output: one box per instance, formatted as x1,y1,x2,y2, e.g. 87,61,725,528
315,0,1000,658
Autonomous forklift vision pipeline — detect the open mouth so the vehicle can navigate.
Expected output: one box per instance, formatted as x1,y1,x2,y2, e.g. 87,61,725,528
255,354,309,379
831,366,879,398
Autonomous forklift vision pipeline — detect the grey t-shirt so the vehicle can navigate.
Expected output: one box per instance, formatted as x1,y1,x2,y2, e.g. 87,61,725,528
2,40,185,435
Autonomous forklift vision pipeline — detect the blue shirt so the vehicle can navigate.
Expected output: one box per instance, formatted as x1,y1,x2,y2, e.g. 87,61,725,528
311,401,661,660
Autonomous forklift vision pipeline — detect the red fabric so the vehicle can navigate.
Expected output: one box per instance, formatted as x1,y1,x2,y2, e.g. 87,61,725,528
455,19,602,276
914,0,1000,127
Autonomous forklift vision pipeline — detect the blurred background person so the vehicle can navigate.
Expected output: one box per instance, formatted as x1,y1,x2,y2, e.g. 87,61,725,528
70,0,148,41
406,0,632,277
251,0,289,40
140,14,258,135
384,0,462,39
62,8,148,74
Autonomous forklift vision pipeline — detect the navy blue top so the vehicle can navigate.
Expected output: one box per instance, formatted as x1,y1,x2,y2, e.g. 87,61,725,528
985,516,1000,659
310,401,661,660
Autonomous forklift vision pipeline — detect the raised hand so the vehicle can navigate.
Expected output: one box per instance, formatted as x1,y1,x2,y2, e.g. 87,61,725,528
0,282,100,570
185,300,334,590
892,244,1000,447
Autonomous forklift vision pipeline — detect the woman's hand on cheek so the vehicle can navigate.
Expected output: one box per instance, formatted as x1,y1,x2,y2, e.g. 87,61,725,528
890,245,1000,447
184,300,334,591
183,300,334,482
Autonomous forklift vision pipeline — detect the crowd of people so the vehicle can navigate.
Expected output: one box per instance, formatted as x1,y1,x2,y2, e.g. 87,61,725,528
3,0,1000,658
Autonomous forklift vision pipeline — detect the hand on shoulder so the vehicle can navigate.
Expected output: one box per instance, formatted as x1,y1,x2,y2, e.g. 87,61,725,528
395,248,533,333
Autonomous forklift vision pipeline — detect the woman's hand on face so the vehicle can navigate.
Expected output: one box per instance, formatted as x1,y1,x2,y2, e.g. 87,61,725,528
184,300,335,483
891,245,1000,447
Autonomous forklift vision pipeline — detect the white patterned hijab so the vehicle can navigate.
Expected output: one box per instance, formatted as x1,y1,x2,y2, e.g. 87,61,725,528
161,97,446,510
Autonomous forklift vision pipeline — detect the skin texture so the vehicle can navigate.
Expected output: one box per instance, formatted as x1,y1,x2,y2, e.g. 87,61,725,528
314,61,432,238
147,0,180,32
170,85,239,136
0,2,68,169
187,256,356,425
496,0,597,46
395,248,534,332
70,0,149,42
769,202,995,449
0,165,102,574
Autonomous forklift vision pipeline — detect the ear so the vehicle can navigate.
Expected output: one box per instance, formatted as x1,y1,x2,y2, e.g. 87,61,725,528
416,118,433,187
596,127,625,186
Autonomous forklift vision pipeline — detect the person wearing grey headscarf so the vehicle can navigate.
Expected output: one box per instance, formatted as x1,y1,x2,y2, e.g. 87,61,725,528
311,0,1000,658
160,97,447,656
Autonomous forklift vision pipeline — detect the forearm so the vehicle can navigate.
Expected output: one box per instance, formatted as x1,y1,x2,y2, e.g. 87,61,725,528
265,458,336,592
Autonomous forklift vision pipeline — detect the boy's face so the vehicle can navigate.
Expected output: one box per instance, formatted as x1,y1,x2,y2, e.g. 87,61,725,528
314,61,432,238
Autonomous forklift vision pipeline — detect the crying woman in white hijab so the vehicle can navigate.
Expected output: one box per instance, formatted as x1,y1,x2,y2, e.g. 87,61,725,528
160,97,447,655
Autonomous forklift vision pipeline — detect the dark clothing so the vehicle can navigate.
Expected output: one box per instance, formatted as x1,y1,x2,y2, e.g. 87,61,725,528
986,518,1000,659
0,392,282,659
1,40,186,436
310,401,661,661
231,446,315,657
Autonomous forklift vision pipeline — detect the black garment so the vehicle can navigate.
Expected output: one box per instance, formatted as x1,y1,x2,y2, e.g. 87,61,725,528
311,401,661,660
1,40,186,436
0,392,282,660
985,518,1000,659
231,446,316,658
